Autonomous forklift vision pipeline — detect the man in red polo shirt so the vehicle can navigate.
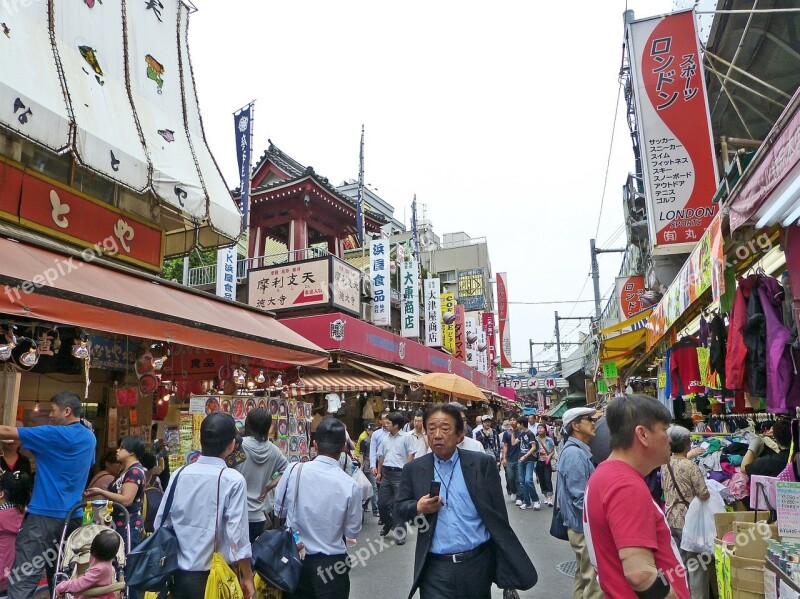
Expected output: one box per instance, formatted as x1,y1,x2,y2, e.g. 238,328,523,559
584,395,689,599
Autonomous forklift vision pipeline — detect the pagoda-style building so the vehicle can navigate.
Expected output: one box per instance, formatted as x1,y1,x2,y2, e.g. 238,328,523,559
245,141,386,266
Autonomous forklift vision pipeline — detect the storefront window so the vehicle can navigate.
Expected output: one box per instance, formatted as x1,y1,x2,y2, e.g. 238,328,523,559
73,166,116,205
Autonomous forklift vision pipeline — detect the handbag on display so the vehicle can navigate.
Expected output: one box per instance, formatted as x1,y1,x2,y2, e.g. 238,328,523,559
125,466,185,594
251,463,304,592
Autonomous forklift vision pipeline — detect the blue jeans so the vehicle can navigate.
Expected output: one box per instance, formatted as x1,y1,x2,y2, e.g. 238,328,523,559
518,459,539,505
363,468,379,514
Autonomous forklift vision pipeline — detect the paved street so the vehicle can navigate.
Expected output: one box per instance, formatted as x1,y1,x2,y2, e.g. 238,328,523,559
348,472,576,598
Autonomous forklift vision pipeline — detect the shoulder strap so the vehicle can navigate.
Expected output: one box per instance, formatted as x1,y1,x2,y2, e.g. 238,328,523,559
292,463,303,516
213,467,224,553
665,461,691,506
160,465,185,523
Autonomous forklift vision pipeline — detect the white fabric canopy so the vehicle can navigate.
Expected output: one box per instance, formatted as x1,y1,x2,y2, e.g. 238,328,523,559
0,0,241,242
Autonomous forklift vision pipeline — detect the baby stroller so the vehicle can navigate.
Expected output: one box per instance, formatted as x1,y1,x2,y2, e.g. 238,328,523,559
53,500,130,598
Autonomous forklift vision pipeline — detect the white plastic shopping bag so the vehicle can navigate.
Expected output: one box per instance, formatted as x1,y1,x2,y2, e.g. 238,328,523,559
680,480,727,555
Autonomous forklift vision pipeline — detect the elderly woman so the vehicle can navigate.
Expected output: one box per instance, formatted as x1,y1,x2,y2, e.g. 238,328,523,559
661,425,710,599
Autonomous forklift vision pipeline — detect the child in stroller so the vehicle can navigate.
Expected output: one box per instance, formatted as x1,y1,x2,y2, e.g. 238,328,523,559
53,500,129,599
55,529,123,599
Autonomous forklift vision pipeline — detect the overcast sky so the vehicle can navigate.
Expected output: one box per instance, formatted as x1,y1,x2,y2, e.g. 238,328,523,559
189,0,673,371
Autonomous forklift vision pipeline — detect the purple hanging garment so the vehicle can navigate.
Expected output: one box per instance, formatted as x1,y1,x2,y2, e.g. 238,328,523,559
757,277,800,412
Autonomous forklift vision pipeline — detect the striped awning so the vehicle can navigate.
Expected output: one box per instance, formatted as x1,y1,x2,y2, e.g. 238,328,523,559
286,372,393,396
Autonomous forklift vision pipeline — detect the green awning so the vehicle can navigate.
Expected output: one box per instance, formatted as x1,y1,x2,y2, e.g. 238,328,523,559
561,392,587,403
546,400,569,418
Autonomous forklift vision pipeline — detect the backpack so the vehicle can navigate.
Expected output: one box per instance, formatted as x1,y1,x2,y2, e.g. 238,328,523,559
141,485,164,538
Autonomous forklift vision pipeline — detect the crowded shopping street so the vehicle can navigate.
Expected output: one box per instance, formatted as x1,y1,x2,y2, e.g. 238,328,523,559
2,0,800,598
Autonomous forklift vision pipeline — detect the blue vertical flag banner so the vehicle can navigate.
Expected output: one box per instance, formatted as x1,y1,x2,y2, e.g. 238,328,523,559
233,103,254,230
370,239,390,326
356,125,365,247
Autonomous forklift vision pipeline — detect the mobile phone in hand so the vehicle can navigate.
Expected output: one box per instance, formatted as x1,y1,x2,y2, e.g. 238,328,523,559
429,480,441,497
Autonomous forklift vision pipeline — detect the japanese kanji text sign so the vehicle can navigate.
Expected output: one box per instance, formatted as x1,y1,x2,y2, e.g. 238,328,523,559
370,239,390,326
331,257,361,316
424,278,442,348
628,10,718,253
454,304,466,361
497,272,512,368
248,258,329,311
401,258,419,338
215,246,237,301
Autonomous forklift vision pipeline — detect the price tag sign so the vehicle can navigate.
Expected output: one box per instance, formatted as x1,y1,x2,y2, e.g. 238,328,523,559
602,362,618,379
189,397,207,415
658,372,667,389
597,380,609,393
777,482,800,538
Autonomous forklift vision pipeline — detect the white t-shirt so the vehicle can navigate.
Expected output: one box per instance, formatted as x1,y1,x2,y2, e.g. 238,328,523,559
325,393,342,414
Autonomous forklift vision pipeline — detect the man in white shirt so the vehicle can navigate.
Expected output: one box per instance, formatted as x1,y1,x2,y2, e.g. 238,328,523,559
369,411,391,476
408,410,428,457
155,412,254,599
274,418,362,599
376,412,416,542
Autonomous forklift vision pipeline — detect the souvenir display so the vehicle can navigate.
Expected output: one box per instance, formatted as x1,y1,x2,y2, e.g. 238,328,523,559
257,398,268,410
204,397,220,414
277,417,288,438
289,416,298,436
245,398,257,414
278,401,288,416
289,436,299,454
268,398,279,414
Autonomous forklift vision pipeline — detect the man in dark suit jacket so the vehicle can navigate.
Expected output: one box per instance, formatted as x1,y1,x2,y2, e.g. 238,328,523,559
395,403,537,599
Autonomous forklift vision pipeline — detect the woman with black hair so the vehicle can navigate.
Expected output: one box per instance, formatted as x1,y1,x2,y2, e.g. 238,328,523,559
0,470,31,597
85,436,146,549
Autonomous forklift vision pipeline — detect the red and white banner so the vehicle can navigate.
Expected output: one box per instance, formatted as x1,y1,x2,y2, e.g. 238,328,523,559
628,10,719,254
615,276,649,320
497,272,512,368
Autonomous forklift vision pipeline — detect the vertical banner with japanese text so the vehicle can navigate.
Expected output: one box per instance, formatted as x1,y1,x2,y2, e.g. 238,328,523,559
497,273,513,368
477,327,488,373
401,258,419,338
370,239,390,326
233,103,254,230
482,312,496,377
454,304,466,361
424,278,442,347
215,246,236,301
465,316,478,368
628,10,718,254
441,293,456,353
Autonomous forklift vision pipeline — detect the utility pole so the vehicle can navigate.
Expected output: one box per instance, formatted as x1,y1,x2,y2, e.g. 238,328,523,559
590,239,626,322
554,311,594,371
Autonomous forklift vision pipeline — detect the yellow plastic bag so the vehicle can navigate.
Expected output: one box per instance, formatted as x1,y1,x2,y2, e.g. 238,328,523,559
255,574,283,599
204,552,243,599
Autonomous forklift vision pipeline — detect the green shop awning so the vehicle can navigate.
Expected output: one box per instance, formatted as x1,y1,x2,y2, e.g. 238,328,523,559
546,400,569,418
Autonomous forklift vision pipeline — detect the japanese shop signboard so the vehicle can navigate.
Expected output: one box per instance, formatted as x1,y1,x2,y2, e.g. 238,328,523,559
215,246,237,301
248,258,329,311
424,278,442,347
441,293,456,353
370,239,391,326
331,258,362,315
628,10,719,254
454,304,467,361
465,316,478,368
0,163,164,270
477,328,488,373
615,276,649,320
401,258,420,338
482,311,496,375
497,272,512,368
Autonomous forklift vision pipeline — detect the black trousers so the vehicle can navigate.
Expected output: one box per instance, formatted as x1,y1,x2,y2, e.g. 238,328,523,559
377,468,403,528
419,547,494,599
170,570,210,599
287,553,350,599
8,513,80,599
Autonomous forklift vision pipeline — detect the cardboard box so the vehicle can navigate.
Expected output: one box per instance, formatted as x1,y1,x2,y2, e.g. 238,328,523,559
715,511,771,539
729,553,765,594
732,521,779,560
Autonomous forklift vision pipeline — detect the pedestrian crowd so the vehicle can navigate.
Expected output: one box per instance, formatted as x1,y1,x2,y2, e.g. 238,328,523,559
0,389,768,599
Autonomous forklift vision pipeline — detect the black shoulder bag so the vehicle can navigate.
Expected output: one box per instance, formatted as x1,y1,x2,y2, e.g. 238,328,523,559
251,463,304,592
125,465,185,595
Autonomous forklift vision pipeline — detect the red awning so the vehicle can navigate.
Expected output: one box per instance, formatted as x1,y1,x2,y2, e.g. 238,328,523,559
286,372,393,396
0,237,328,367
